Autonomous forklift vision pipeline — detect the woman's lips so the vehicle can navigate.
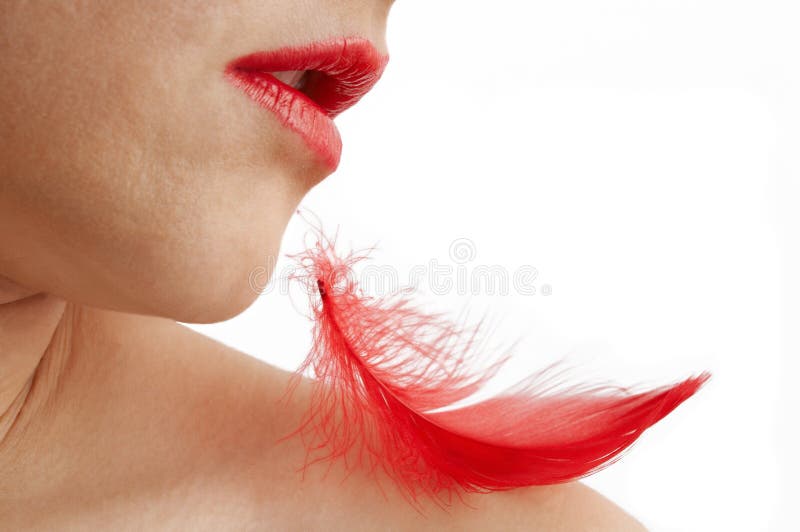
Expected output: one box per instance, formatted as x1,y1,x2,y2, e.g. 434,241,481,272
225,37,389,170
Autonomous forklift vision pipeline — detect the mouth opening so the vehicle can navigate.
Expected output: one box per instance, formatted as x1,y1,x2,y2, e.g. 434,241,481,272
266,70,333,115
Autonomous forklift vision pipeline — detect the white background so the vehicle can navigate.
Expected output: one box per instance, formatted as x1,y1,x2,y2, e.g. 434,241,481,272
190,1,799,530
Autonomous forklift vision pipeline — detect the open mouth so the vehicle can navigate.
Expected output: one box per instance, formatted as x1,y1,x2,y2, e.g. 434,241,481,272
271,70,311,93
225,37,389,170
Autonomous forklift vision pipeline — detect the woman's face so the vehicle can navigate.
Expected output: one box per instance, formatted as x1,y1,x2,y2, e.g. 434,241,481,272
0,1,392,322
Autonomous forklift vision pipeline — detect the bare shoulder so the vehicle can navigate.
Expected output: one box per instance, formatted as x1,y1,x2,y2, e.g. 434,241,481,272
467,483,647,532
309,468,646,531
166,325,644,531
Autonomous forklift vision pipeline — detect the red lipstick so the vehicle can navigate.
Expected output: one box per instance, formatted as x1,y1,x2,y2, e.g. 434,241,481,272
225,37,389,170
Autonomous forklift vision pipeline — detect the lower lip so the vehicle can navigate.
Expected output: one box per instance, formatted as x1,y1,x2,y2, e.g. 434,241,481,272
225,69,342,170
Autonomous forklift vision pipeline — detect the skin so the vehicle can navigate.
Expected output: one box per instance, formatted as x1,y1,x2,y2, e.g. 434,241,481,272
0,1,645,530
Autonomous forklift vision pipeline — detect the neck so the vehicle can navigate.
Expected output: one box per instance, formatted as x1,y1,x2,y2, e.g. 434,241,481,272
0,277,68,444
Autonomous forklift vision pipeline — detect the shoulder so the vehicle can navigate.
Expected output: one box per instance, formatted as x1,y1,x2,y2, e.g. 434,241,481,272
168,326,644,531
475,483,647,532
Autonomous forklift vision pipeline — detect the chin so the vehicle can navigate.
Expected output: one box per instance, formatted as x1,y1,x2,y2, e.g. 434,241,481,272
146,218,289,324
172,275,264,325
96,187,295,325
131,242,277,325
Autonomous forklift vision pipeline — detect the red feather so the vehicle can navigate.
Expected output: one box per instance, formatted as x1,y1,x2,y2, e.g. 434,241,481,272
284,233,709,502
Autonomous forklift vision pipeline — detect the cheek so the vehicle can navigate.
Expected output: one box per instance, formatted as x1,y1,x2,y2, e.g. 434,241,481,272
0,3,323,321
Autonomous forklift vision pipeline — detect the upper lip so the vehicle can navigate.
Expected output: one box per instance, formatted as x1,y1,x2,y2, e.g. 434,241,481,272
225,37,389,118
